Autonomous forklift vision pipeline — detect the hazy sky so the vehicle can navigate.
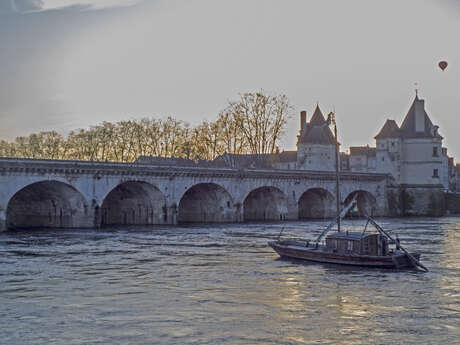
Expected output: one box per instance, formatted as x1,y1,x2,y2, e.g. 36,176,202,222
1,0,459,158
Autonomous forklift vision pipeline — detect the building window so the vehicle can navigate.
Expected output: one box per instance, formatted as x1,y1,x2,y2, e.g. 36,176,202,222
382,157,385,161
433,169,439,178
433,147,438,157
391,142,395,147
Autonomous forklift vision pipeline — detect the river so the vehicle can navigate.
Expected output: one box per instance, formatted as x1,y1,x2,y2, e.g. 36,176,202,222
1,217,459,344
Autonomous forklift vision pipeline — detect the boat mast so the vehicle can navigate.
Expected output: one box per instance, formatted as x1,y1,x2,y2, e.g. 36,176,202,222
329,112,341,232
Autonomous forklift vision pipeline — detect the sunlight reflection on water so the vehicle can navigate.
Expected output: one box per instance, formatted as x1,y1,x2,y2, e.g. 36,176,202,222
0,217,459,344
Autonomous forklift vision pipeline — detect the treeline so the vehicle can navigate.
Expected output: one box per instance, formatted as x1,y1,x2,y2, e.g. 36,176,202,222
0,92,291,162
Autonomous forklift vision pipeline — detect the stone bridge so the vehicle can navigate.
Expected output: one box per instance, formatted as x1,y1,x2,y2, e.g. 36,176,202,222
0,158,392,231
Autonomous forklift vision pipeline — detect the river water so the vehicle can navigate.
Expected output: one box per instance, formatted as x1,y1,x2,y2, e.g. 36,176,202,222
1,218,460,345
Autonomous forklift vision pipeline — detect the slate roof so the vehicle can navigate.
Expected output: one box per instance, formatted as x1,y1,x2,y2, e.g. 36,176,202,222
135,156,213,167
310,105,327,125
399,96,442,139
213,152,297,169
278,150,297,162
349,146,376,157
298,105,336,145
374,120,400,139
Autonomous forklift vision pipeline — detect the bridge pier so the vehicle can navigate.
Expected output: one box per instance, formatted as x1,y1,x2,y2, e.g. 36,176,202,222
235,203,243,222
0,209,6,232
168,204,178,225
286,201,299,221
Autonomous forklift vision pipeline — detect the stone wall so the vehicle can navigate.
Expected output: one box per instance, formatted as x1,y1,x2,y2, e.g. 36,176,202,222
0,157,392,231
445,193,460,215
400,185,445,217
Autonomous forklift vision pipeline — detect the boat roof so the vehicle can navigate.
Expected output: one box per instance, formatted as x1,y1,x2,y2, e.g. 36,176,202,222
326,232,368,240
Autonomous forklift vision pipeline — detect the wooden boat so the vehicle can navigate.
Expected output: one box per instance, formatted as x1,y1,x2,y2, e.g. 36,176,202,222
269,227,422,269
268,111,428,272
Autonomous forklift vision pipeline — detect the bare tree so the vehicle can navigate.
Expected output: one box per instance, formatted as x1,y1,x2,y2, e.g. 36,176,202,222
0,91,292,162
224,91,291,155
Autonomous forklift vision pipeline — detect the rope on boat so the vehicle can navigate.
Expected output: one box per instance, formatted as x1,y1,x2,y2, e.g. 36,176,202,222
315,196,358,244
366,217,429,272
277,227,285,241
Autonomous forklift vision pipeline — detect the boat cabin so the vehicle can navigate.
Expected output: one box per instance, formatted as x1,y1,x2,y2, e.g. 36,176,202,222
325,232,389,256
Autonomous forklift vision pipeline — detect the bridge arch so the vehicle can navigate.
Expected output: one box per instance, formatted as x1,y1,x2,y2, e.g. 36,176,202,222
344,190,377,217
178,183,235,223
243,186,288,221
6,180,91,230
101,181,167,226
298,188,335,219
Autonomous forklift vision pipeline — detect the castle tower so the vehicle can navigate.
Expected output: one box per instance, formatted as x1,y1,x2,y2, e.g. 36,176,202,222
297,105,336,171
399,95,444,186
375,94,447,216
375,119,402,182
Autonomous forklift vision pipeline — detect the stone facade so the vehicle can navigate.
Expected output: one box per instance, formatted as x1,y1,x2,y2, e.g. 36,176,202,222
400,186,446,217
457,164,460,192
348,146,376,173
0,158,390,231
296,106,336,171
374,95,448,189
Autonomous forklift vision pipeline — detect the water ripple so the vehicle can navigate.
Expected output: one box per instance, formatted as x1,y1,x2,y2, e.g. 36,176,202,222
1,218,460,344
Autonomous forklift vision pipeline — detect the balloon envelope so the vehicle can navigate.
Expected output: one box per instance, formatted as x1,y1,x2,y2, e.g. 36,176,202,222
439,61,448,71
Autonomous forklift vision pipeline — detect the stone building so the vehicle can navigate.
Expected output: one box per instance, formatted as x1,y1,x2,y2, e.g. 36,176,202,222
348,146,376,173
296,106,336,171
374,94,448,189
374,94,449,215
456,164,460,192
340,152,350,171
447,157,456,191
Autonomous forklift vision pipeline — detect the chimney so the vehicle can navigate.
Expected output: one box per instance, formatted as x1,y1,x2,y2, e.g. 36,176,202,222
415,98,425,132
300,111,307,131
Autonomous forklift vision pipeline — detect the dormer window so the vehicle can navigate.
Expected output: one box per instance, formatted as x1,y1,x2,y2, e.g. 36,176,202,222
433,147,438,157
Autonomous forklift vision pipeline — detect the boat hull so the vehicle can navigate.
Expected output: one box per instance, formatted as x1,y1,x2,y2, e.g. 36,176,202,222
268,241,420,269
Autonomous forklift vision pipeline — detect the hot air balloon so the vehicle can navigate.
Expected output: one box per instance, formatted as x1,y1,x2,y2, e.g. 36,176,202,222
438,61,448,71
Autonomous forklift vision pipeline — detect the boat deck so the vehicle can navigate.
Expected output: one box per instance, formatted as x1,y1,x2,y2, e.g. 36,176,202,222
269,240,419,269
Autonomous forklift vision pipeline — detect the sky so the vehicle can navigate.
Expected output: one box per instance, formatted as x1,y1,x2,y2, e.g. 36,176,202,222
1,0,460,158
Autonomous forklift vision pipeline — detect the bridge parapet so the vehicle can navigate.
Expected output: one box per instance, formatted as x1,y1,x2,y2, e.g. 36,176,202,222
0,157,390,182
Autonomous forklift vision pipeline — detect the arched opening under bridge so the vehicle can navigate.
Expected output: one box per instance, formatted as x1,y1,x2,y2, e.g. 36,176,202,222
178,183,236,223
298,188,335,219
101,181,167,226
6,181,90,230
243,186,288,221
344,190,377,217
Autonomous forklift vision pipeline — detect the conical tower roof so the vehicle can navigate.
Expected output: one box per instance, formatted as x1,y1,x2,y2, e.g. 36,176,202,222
309,105,327,126
374,119,400,139
298,105,335,145
399,96,441,138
